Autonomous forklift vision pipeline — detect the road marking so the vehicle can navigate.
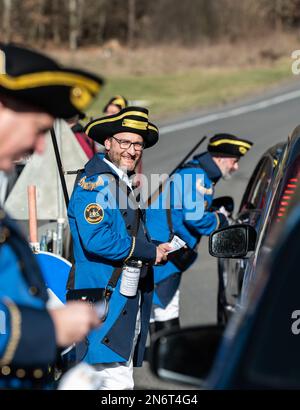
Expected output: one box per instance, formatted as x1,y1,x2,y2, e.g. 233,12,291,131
160,88,300,134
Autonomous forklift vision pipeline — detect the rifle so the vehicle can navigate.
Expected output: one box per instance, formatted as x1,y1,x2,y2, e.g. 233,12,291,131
147,136,207,206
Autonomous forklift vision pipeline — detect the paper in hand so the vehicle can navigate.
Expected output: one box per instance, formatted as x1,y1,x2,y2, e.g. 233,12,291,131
168,235,186,253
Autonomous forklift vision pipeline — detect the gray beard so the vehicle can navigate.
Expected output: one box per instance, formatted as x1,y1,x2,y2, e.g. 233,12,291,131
222,172,233,180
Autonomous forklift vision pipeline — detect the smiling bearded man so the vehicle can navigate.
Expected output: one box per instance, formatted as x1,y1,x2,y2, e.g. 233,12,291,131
67,106,171,390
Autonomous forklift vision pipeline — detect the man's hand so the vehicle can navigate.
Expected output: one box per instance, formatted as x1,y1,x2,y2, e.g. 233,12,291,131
155,242,172,265
49,301,101,347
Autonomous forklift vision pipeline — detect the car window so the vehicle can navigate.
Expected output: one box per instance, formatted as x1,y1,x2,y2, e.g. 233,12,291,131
239,157,274,212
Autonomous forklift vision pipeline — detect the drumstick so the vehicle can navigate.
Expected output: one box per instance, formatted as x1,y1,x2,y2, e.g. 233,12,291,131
27,185,39,252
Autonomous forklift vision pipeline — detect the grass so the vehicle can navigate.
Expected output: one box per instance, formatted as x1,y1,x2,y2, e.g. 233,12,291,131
86,57,294,121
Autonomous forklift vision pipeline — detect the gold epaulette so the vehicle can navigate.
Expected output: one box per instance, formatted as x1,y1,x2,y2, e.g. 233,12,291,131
78,175,104,191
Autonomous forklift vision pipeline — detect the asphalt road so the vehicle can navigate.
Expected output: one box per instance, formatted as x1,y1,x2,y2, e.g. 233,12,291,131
134,79,300,389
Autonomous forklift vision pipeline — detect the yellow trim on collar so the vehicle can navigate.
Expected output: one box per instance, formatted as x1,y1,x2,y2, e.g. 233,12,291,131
85,110,149,134
0,71,101,93
209,139,251,149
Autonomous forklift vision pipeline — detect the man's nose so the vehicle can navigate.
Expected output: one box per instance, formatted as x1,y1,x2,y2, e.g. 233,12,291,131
233,162,239,171
127,143,136,155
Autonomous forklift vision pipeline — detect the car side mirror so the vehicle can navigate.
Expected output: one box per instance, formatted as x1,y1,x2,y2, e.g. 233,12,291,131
209,224,257,258
149,325,224,387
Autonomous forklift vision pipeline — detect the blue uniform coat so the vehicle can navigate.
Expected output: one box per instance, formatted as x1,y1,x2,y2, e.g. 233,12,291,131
0,209,57,389
146,152,226,308
68,154,156,366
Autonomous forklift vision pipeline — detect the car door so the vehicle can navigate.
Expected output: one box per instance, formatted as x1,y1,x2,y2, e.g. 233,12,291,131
219,150,280,322
210,192,300,389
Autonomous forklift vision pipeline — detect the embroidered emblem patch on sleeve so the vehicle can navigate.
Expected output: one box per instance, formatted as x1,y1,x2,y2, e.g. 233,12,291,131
196,179,213,195
84,203,104,224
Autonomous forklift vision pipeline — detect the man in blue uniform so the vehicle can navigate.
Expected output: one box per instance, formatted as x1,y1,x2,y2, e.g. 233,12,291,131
0,43,103,389
146,134,253,332
68,106,171,389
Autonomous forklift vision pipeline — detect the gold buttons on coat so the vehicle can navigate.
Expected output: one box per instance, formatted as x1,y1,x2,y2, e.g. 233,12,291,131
16,369,26,378
28,286,38,296
33,369,43,379
1,366,11,376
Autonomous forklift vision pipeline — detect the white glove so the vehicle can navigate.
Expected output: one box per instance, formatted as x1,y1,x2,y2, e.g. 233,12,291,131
58,363,103,390
218,206,230,218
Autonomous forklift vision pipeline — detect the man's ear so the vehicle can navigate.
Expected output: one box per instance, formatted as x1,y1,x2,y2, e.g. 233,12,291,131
104,137,111,151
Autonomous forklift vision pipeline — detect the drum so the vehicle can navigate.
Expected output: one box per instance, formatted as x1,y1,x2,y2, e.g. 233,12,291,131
34,251,88,367
35,251,71,304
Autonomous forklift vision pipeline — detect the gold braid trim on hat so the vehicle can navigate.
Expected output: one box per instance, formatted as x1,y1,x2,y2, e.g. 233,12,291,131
0,301,21,366
209,139,252,149
148,124,158,132
122,119,148,130
85,111,149,134
112,97,126,108
0,71,101,93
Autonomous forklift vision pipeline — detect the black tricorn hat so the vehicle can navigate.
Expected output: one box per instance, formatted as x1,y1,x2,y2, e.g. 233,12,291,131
0,43,104,118
84,106,159,149
208,133,253,157
103,95,128,113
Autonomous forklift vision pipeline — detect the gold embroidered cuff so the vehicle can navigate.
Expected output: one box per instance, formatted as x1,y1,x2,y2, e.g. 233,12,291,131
0,302,21,366
124,236,136,263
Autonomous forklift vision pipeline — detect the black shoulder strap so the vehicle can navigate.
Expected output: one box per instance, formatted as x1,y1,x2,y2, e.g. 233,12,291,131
66,169,84,290
166,181,174,239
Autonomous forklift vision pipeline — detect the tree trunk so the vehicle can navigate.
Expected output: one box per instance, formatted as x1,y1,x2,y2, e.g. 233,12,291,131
97,0,107,45
52,0,61,45
2,0,12,43
36,0,46,45
274,0,283,32
127,0,136,48
69,0,78,51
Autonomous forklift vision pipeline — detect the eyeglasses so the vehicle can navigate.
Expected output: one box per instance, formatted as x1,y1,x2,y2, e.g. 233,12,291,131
111,136,144,151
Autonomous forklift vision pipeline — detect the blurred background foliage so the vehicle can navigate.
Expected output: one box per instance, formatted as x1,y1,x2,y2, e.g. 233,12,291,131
1,0,300,50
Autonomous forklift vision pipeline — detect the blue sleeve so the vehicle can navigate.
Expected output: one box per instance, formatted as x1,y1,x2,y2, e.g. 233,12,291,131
72,188,156,262
172,169,226,236
185,210,220,234
0,301,57,366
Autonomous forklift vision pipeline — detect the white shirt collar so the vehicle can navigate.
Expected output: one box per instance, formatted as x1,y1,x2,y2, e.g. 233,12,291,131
103,157,133,190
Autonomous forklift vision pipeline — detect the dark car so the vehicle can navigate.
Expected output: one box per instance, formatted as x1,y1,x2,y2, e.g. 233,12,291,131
217,131,300,324
149,125,300,389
